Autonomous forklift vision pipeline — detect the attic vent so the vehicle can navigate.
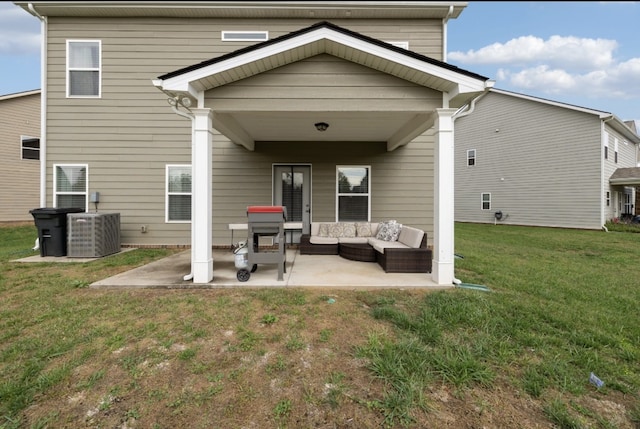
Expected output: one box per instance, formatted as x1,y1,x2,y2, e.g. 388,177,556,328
222,31,269,41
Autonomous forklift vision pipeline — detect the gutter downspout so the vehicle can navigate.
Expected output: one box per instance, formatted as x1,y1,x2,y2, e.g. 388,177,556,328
29,3,47,207
602,115,614,230
442,5,454,62
170,103,195,281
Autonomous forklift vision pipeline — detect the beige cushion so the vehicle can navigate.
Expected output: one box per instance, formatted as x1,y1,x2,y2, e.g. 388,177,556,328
398,226,424,249
328,223,344,238
338,237,369,244
310,236,339,245
368,238,408,253
310,223,320,236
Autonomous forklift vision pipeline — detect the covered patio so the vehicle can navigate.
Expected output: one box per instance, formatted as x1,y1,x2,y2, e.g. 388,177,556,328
88,248,447,289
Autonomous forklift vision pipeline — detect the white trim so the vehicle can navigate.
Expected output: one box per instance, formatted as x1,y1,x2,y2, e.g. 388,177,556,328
222,31,268,41
165,164,192,223
20,135,40,161
66,39,102,98
336,165,371,222
159,26,486,95
466,148,476,166
53,163,89,211
481,192,491,210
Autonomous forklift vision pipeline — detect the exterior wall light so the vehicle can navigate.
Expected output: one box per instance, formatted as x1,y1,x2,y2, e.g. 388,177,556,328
167,96,192,108
315,122,329,131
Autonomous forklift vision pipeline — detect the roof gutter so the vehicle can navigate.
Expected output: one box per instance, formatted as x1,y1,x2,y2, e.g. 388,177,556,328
28,3,47,207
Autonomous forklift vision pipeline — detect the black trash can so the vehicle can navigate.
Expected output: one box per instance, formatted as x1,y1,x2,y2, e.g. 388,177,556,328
30,207,84,257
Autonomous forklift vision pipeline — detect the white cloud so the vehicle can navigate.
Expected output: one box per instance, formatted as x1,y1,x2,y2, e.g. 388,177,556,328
449,35,617,71
0,3,41,55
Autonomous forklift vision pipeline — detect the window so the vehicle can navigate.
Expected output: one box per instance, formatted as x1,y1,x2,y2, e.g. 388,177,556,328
467,149,476,166
603,132,609,159
386,41,409,49
21,136,40,160
606,191,610,207
54,164,88,210
337,166,370,221
222,31,268,41
167,165,191,222
67,40,101,97
481,193,491,210
614,139,619,163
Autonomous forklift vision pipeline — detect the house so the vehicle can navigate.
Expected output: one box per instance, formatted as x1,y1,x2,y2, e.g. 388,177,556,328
16,1,493,285
0,89,41,222
454,88,640,229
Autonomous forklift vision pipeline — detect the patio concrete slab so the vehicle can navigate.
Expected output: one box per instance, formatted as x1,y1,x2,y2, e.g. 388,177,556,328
88,248,447,289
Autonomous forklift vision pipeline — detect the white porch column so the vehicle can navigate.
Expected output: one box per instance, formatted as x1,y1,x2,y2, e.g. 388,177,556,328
191,108,213,283
432,108,457,286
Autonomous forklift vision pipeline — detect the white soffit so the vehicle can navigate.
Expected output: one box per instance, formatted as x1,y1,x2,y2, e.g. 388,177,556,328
158,24,488,106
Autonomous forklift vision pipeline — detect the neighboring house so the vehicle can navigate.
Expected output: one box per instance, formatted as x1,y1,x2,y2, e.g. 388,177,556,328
0,90,41,222
16,1,493,285
454,88,640,230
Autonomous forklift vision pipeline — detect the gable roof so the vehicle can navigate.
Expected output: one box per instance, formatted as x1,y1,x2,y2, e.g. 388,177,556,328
154,21,491,108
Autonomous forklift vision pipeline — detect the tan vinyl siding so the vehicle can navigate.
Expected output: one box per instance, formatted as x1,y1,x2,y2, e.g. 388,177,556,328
0,93,40,222
455,92,604,230
603,124,638,220
44,16,441,245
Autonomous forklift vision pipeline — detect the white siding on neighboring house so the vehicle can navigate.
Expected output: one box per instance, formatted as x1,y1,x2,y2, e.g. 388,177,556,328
455,90,605,230
0,91,41,222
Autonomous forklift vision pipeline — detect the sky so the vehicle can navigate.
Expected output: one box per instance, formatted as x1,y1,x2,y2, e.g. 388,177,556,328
1,1,639,122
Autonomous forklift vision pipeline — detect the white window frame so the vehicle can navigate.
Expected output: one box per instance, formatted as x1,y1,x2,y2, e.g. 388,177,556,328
467,149,476,166
66,40,101,98
336,165,371,222
603,132,609,159
54,164,88,211
481,193,491,210
614,138,619,163
166,164,192,223
221,31,269,41
21,135,40,160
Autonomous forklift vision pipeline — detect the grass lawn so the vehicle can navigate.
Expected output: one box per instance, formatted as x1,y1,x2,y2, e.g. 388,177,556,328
1,222,639,428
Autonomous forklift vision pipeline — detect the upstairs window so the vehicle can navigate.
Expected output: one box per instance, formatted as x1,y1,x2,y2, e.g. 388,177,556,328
603,132,609,159
166,165,192,222
467,149,476,166
614,139,619,163
337,166,370,222
221,31,268,41
21,136,40,160
67,40,101,97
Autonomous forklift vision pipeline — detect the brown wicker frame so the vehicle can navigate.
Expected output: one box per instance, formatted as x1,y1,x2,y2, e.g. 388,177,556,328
300,233,432,273
299,234,339,255
376,234,432,273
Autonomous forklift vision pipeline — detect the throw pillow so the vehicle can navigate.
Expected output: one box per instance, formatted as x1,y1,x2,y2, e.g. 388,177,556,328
328,223,344,238
355,222,372,237
342,223,356,238
318,223,330,237
376,220,402,242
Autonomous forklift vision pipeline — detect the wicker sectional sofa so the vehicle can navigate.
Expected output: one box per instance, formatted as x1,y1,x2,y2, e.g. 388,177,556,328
299,221,432,273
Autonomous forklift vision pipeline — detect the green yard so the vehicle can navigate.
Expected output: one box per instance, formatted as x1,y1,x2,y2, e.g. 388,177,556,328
1,222,639,428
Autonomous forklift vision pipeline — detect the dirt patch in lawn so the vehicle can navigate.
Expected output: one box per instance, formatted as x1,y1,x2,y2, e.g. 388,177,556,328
8,285,638,429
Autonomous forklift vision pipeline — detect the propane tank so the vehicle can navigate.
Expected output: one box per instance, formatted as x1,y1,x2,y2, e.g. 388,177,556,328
233,241,249,269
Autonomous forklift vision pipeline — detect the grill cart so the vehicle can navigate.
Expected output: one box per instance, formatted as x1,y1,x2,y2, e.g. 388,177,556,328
236,206,287,282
